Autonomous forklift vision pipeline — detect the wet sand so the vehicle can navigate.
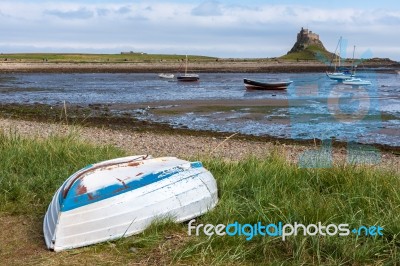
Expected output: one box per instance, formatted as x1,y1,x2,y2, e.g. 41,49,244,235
108,98,290,110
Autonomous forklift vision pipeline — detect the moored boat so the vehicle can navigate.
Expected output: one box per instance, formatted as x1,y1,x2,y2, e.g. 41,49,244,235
158,73,174,79
326,37,354,81
326,71,353,81
177,55,199,82
243,78,293,90
342,77,372,86
177,74,200,82
44,155,218,251
341,46,371,86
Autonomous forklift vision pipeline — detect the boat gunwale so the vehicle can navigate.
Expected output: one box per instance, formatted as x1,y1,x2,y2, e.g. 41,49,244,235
62,155,150,199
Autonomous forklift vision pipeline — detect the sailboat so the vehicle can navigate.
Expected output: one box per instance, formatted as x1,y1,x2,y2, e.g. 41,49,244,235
343,46,371,86
326,37,353,81
177,55,199,82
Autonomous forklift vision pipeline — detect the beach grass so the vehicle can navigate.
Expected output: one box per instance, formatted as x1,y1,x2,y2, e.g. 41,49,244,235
0,130,399,264
0,129,126,215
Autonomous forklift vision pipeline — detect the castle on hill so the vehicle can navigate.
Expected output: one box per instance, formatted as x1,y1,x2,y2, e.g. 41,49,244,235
287,27,328,55
297,27,319,43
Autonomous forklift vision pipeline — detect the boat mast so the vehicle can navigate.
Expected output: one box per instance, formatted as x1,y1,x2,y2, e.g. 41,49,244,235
185,55,188,75
351,45,356,76
332,37,342,72
338,37,341,71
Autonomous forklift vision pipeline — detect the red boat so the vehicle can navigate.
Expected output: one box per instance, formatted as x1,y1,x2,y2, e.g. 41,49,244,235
243,78,293,90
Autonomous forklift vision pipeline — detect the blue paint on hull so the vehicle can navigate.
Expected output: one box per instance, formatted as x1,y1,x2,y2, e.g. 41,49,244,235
60,162,204,212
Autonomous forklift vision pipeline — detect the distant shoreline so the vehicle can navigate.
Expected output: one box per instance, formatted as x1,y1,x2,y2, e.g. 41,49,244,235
0,60,399,73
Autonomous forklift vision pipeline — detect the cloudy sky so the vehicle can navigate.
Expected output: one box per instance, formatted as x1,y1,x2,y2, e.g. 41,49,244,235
1,0,399,60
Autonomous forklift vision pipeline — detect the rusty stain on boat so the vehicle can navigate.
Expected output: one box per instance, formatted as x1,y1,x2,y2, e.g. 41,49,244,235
128,161,143,167
116,178,128,188
76,184,87,195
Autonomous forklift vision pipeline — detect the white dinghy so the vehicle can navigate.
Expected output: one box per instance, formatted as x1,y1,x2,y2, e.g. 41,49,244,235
158,73,175,79
44,155,218,251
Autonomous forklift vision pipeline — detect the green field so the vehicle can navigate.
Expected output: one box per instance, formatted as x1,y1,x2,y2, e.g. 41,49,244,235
0,53,217,63
0,52,390,66
280,45,335,61
0,130,399,264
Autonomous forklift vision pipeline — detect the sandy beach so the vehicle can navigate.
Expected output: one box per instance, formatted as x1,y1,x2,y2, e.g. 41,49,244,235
0,61,328,73
0,59,398,73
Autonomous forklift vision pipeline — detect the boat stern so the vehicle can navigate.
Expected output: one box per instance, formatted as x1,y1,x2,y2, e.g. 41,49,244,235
43,186,63,250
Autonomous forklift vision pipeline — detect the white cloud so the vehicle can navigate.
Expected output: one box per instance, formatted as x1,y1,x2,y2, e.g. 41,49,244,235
96,8,110,17
191,1,222,16
0,1,399,60
44,7,94,19
116,5,131,14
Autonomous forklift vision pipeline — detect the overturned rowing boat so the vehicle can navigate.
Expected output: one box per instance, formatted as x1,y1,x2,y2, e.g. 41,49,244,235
44,155,218,251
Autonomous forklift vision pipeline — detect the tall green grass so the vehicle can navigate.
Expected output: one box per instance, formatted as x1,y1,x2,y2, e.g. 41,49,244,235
0,130,398,264
180,154,400,264
0,129,125,215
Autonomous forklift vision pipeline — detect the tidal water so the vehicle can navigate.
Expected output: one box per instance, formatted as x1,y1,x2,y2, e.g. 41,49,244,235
0,72,399,147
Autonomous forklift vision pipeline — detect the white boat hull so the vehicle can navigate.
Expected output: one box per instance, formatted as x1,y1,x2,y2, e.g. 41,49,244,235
158,73,174,79
326,72,353,81
342,78,372,86
44,156,218,251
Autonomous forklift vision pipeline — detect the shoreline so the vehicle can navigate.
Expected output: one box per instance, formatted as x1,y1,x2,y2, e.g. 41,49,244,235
0,61,399,73
0,103,399,173
1,102,399,152
1,116,399,173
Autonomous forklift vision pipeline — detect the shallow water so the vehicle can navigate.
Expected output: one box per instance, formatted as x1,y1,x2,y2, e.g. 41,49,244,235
0,72,399,147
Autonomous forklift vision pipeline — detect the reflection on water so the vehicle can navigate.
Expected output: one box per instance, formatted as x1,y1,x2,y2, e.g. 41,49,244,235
0,72,399,147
